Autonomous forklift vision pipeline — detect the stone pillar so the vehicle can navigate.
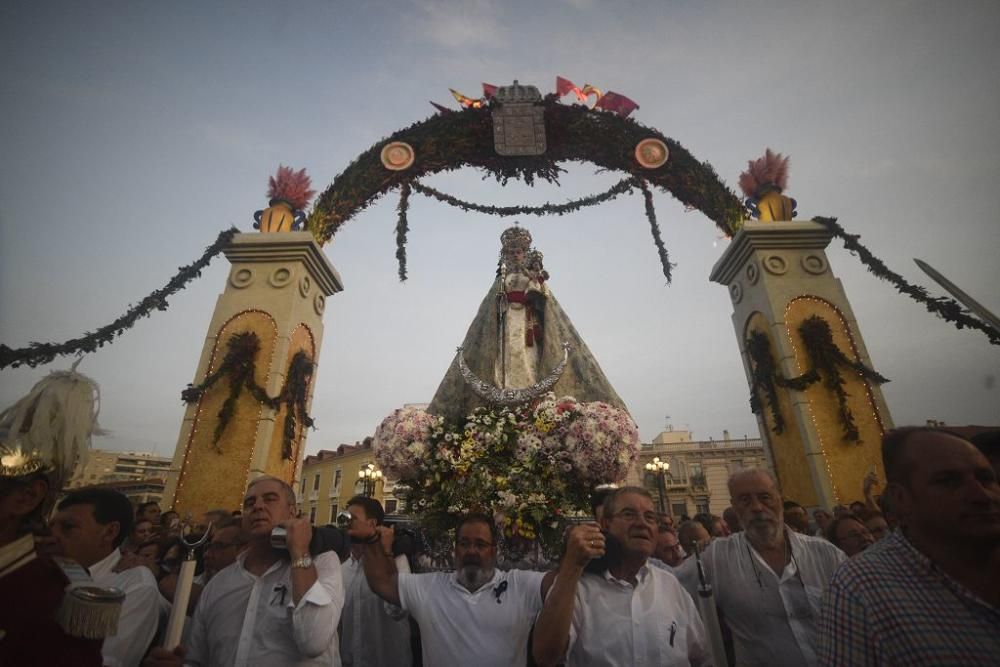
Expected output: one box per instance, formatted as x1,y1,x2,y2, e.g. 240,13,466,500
162,232,342,517
709,221,892,509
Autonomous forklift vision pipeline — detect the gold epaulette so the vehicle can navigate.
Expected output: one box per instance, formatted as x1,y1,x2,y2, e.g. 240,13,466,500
53,557,125,639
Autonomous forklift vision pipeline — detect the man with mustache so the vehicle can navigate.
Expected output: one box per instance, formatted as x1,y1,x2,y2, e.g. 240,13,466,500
351,512,553,667
676,469,845,666
532,487,709,666
818,428,1000,665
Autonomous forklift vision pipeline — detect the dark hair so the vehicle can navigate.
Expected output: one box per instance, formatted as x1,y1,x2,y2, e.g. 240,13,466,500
677,520,708,551
602,486,653,518
783,500,804,511
160,510,179,526
346,495,385,525
58,488,134,548
136,501,159,516
455,512,497,544
590,487,615,516
824,515,867,549
883,426,969,486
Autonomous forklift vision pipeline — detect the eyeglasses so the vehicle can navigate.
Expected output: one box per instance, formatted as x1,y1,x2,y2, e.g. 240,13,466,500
611,508,659,526
456,539,495,551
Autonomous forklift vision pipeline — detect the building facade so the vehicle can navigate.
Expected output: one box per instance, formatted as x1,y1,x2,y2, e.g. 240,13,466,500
297,440,401,526
628,429,769,518
69,449,173,488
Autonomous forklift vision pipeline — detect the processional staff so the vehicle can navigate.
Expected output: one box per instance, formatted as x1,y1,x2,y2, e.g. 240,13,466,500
162,523,212,650
692,543,727,667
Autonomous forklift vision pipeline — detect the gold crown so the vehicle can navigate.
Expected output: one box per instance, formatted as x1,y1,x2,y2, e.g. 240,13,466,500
500,226,532,256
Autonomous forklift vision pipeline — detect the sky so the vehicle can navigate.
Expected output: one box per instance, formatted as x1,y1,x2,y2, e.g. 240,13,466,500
1,0,998,459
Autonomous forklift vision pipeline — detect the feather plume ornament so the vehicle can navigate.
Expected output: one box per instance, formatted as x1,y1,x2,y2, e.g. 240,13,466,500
0,359,106,490
738,149,790,198
267,165,316,211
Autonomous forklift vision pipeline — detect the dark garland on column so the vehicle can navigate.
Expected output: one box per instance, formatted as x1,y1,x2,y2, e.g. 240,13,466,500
746,317,888,442
181,331,315,459
395,181,411,281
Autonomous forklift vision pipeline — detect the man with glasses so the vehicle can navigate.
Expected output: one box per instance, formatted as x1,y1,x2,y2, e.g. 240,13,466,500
675,469,845,666
349,511,553,666
652,524,686,569
156,516,248,616
533,486,709,666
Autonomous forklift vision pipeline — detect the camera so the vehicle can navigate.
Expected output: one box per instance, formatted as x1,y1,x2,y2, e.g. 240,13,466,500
270,525,350,560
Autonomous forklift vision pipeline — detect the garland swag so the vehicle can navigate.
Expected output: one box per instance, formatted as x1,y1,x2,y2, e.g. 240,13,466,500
395,176,674,282
814,216,1000,346
0,227,240,370
181,331,315,459
747,316,888,442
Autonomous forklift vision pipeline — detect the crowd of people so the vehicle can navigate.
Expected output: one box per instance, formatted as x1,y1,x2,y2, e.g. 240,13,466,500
2,425,997,666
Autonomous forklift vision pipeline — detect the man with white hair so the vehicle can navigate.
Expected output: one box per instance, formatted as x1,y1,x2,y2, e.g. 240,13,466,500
676,468,845,666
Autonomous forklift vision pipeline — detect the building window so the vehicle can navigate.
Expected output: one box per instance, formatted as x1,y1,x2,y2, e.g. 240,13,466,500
313,473,321,491
301,478,306,494
671,502,688,518
695,500,710,515
329,504,339,524
333,469,342,490
309,507,317,524
385,499,398,514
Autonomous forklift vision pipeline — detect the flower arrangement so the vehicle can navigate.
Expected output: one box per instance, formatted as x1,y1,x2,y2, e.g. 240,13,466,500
268,165,316,210
373,393,639,553
738,148,790,199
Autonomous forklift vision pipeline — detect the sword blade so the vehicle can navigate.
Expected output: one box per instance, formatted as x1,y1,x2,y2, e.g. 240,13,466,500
914,259,1000,332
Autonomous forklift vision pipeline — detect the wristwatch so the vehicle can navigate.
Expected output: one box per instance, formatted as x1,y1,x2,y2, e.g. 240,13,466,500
291,554,313,569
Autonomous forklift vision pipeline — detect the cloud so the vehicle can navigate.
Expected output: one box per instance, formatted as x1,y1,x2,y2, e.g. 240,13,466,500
407,0,511,50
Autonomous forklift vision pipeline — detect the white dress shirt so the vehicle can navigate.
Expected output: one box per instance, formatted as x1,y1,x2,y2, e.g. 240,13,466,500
89,549,161,667
397,568,545,667
184,550,344,667
566,563,710,666
340,553,411,667
676,529,845,666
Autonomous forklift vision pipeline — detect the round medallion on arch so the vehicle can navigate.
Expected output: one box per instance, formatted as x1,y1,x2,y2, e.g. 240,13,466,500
268,266,293,289
230,267,254,289
381,141,415,171
298,275,312,298
730,281,743,304
314,292,326,315
801,253,829,275
762,254,788,276
745,261,760,285
634,138,669,169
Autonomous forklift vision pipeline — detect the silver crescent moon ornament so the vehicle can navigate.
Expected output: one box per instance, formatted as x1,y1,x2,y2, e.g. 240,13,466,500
457,342,571,406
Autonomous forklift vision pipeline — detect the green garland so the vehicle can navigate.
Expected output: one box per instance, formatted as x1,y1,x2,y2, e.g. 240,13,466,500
637,179,674,282
745,330,818,435
308,98,745,273
746,316,888,442
0,227,239,370
181,331,316,458
814,216,1000,346
395,181,411,282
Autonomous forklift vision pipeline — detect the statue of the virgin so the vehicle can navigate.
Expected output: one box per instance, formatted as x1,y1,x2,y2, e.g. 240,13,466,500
427,225,626,423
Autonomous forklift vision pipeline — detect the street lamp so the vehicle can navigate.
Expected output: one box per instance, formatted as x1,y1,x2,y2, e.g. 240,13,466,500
644,456,670,515
358,462,383,497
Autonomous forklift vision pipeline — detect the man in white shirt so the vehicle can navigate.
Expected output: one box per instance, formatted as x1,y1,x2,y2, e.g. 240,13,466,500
675,469,845,666
533,486,710,666
351,511,553,667
51,488,161,667
145,476,344,667
340,495,411,667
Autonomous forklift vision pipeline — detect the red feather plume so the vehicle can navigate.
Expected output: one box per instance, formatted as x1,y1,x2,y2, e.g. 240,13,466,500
267,165,316,210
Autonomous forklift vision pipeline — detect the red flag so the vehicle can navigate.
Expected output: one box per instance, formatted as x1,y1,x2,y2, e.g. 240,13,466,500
594,91,639,117
429,101,453,114
482,82,498,99
556,76,578,97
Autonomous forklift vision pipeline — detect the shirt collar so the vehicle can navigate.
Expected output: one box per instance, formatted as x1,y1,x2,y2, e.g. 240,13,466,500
450,567,502,595
235,549,286,578
602,561,651,587
88,548,122,580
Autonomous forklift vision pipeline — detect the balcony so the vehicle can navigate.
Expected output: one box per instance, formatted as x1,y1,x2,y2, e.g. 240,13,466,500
690,473,707,490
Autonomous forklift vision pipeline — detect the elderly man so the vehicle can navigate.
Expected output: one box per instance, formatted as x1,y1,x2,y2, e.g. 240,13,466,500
51,488,161,667
147,476,344,666
339,495,411,667
652,524,685,568
533,486,708,666
676,469,845,666
351,512,551,667
818,428,1000,665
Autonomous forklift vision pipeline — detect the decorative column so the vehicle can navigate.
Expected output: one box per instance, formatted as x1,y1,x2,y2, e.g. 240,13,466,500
162,231,342,516
709,221,893,509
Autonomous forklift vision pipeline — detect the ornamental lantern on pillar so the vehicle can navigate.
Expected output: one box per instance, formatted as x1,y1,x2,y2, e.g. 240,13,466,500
254,165,316,233
738,149,797,222
492,80,547,156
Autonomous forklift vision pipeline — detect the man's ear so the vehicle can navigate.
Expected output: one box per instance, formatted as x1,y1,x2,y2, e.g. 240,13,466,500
102,520,122,547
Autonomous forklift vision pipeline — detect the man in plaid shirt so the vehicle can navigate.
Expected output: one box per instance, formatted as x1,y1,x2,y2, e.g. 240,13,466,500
818,427,1000,665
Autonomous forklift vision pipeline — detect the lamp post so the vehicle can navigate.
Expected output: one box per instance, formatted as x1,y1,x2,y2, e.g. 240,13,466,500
644,456,670,515
358,462,383,498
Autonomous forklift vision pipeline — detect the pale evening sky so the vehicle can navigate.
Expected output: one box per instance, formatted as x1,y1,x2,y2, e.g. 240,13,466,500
1,0,997,458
